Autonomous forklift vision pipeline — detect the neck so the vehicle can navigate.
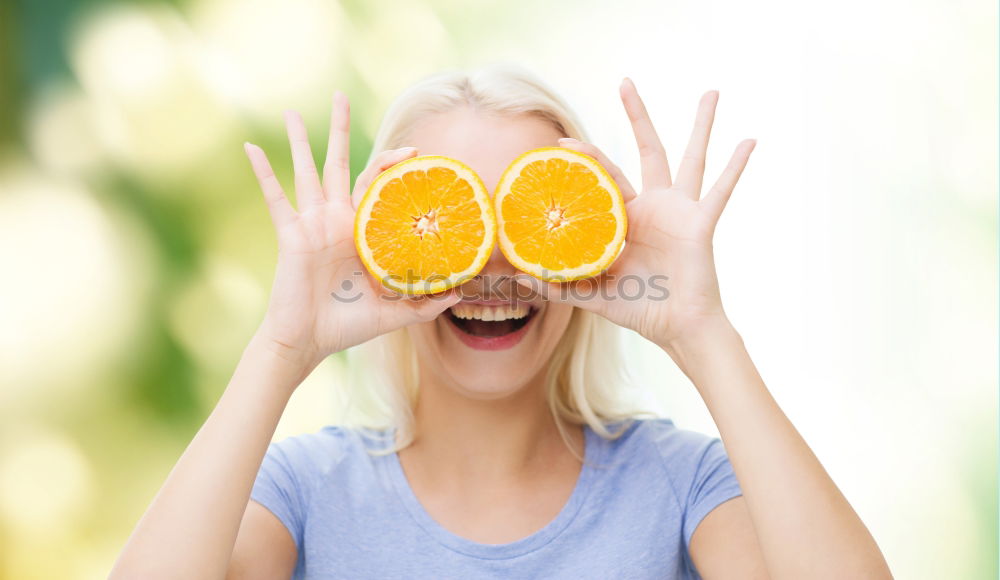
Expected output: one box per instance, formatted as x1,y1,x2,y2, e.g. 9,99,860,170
401,369,583,483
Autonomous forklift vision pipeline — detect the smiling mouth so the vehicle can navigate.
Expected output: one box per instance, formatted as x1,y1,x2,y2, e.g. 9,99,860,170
445,303,537,338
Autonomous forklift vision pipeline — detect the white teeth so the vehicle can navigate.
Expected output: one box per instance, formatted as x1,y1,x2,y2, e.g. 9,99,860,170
450,304,531,321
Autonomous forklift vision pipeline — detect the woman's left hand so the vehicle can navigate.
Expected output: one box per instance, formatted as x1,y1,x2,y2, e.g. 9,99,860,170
520,79,755,350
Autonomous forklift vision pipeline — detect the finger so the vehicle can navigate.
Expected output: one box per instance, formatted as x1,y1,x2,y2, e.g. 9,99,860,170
704,139,756,220
410,287,463,318
284,110,325,211
350,147,419,209
382,286,463,328
322,91,351,205
512,274,608,318
244,142,297,229
674,90,719,199
620,78,672,190
558,138,638,202
514,275,568,304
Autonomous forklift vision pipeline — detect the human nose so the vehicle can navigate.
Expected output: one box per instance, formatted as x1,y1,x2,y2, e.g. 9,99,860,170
479,241,517,277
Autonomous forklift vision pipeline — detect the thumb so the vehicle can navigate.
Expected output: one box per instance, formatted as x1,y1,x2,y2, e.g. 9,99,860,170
398,286,464,322
513,274,608,316
351,147,419,210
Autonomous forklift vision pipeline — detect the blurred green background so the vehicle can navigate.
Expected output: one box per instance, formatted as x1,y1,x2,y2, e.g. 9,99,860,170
0,0,996,578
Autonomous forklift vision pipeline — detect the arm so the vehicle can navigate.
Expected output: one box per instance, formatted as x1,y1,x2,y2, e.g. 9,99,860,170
523,79,892,579
689,497,769,579
669,318,892,579
227,500,299,579
110,93,458,579
109,333,307,579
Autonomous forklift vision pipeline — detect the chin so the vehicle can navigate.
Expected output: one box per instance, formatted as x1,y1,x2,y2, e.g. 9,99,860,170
436,352,542,400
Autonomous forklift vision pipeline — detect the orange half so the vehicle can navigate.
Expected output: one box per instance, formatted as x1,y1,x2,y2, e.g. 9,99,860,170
494,147,627,282
354,155,496,295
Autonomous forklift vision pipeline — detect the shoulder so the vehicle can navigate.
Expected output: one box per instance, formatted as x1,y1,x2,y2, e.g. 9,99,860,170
604,417,723,460
252,426,390,551
265,425,389,478
601,418,731,488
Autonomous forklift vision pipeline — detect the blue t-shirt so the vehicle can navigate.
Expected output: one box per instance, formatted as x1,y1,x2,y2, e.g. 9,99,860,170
250,418,743,579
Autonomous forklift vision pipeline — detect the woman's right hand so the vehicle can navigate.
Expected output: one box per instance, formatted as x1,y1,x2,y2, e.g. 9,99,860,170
243,92,461,371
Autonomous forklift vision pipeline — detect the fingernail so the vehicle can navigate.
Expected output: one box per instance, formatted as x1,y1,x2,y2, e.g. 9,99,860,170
397,147,417,154
559,138,579,144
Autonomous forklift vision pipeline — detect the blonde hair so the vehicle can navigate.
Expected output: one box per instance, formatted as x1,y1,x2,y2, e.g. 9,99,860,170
342,64,649,454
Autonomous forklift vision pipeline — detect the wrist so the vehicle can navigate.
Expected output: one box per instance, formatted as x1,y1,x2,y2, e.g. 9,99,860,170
658,315,743,375
254,315,327,368
242,328,324,391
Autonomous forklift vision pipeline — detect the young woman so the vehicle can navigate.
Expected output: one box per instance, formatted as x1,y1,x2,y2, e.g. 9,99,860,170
111,66,892,579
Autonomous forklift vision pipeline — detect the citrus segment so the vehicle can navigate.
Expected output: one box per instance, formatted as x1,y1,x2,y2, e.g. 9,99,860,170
494,147,627,281
354,156,495,295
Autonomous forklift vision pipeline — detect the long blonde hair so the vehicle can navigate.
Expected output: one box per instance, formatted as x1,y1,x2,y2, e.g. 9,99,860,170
342,64,649,453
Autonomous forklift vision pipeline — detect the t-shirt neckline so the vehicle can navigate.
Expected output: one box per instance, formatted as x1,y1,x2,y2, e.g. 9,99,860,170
385,424,603,560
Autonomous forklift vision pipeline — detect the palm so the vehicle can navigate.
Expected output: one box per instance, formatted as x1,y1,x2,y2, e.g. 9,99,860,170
542,82,755,348
245,95,459,366
603,190,719,345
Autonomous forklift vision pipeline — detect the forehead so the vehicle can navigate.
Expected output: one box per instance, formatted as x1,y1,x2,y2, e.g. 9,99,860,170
404,107,564,190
